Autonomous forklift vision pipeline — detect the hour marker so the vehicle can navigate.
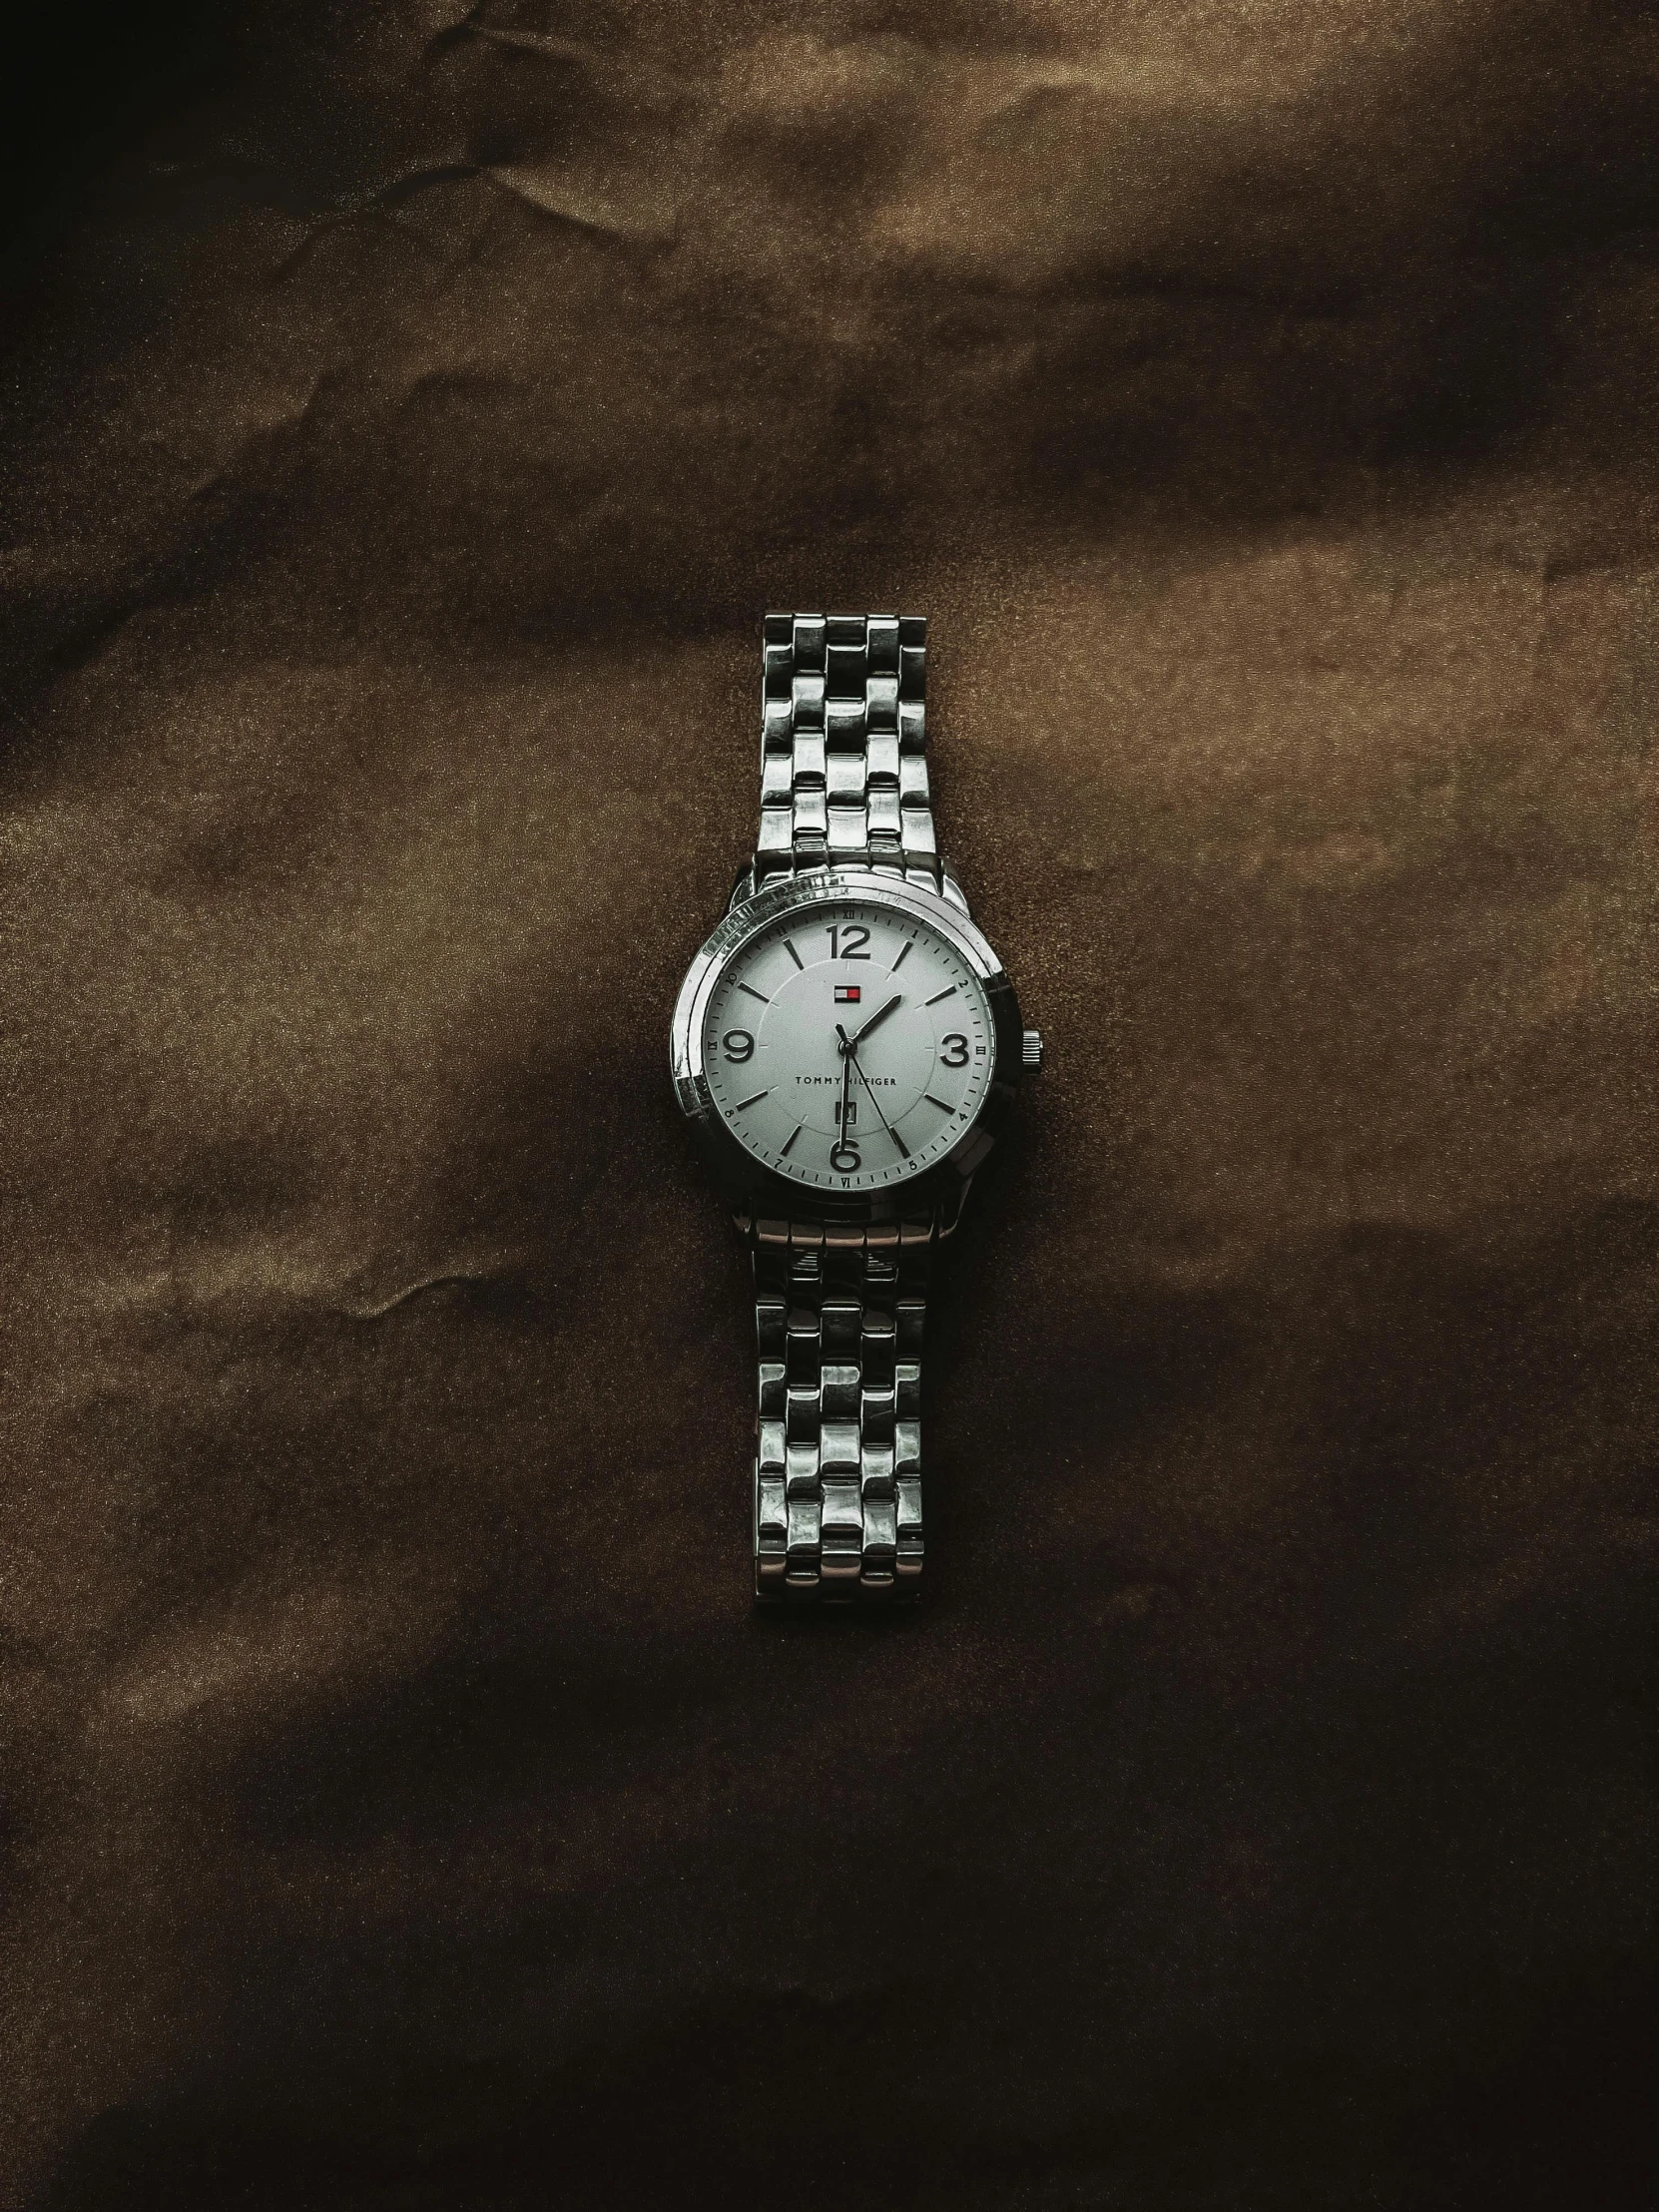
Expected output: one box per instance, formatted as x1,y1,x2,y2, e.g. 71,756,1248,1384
738,982,770,1004
784,939,804,969
925,985,957,1004
891,940,913,973
923,1093,953,1111
737,1089,770,1110
890,1128,910,1159
780,1123,802,1156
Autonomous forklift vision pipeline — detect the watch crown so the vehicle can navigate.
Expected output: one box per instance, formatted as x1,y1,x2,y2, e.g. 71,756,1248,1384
1021,1028,1044,1071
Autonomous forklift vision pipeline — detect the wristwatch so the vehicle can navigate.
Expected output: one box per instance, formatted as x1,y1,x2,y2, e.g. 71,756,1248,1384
670,612,1042,1603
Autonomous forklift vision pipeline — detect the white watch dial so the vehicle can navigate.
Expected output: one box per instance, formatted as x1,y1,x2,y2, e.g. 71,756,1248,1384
702,896,995,1192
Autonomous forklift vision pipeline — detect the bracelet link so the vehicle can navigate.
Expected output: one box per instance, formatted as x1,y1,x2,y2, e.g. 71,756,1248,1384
751,1212,934,1604
754,610,938,889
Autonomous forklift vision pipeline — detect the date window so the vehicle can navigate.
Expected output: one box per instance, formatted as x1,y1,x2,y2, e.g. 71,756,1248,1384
835,1100,857,1126
834,984,861,1003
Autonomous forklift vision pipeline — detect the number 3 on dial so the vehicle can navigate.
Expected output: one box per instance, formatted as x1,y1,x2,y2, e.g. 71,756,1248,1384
939,1033,969,1067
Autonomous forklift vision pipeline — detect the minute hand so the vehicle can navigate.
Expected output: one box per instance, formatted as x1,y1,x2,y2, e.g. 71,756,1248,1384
837,993,902,1056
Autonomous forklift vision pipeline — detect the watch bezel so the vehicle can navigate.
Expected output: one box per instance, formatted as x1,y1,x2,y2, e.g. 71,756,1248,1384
670,867,1024,1224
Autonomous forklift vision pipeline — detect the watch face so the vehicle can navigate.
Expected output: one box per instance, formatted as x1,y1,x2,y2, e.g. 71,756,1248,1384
700,893,996,1192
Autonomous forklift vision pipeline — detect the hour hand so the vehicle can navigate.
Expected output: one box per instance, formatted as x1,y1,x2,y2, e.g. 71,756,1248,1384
838,992,902,1054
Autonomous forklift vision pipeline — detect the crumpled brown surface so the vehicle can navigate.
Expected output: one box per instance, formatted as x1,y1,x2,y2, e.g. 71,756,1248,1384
2,2,1655,2205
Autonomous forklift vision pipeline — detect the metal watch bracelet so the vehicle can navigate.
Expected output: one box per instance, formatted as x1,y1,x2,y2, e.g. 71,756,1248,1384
751,612,937,1601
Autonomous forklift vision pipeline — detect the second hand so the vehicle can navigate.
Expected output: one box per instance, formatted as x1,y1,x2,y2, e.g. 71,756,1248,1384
837,1028,910,1161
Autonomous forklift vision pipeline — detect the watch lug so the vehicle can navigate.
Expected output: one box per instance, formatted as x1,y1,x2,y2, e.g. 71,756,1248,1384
935,1174,974,1238
939,864,971,915
727,862,758,913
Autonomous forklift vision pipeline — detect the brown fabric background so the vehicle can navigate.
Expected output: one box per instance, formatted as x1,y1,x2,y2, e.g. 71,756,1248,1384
2,3,1655,2205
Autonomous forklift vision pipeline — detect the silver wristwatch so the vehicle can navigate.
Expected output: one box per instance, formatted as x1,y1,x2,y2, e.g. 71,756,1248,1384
670,613,1041,1603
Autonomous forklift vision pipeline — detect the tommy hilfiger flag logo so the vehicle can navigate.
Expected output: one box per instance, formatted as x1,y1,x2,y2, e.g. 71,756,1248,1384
834,985,862,1003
